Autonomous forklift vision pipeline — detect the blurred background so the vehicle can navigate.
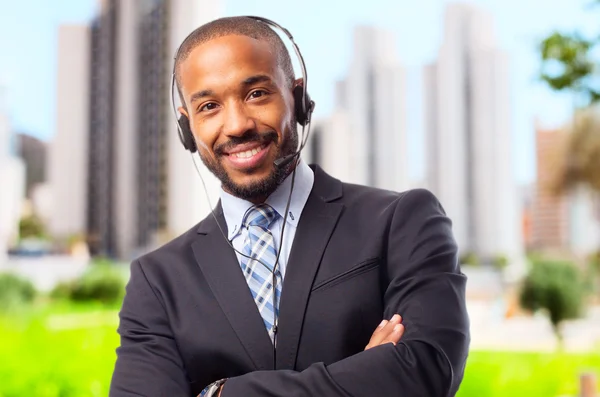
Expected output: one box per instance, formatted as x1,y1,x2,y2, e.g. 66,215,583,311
1,0,599,395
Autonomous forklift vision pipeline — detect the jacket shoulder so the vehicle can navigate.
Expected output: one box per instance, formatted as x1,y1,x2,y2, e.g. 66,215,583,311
132,216,210,269
340,181,439,208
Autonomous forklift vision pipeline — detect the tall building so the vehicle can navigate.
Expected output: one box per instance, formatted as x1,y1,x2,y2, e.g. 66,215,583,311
115,0,142,260
165,0,222,240
335,26,409,191
530,125,570,251
531,123,600,255
303,112,354,184
0,86,26,262
49,25,90,243
0,86,10,159
423,3,522,262
80,0,222,259
568,187,600,256
16,133,47,198
136,0,168,252
87,2,117,257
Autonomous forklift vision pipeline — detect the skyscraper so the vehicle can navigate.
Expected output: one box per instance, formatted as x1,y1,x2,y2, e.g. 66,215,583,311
49,24,90,244
165,0,222,240
424,3,522,262
304,112,354,184
136,0,168,252
16,133,47,198
531,123,600,255
531,125,570,251
87,1,117,257
0,85,26,261
81,0,222,259
335,26,409,192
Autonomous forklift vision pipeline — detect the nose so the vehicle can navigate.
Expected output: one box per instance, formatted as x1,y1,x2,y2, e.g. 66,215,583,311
222,100,256,137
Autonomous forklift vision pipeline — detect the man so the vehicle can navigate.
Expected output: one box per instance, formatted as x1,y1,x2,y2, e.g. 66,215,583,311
110,16,470,397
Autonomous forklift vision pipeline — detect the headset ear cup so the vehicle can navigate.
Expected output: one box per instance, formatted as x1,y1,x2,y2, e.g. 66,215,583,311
293,85,313,126
177,115,197,153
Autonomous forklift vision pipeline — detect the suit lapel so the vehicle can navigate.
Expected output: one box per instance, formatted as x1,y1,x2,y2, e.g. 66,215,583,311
275,166,344,369
192,207,274,371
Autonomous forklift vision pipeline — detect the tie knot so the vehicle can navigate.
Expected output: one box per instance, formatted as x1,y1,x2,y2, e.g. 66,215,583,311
243,204,278,229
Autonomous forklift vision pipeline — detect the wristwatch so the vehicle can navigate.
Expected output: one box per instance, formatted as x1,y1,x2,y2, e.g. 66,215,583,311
199,378,226,397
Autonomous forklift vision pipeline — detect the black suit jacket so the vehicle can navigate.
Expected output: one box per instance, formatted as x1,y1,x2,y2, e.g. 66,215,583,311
110,165,470,397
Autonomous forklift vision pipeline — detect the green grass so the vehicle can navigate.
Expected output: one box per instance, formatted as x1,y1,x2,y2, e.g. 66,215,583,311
0,302,599,396
458,350,600,397
0,302,119,397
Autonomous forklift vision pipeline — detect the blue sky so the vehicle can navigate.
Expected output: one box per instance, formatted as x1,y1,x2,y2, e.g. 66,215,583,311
0,0,597,183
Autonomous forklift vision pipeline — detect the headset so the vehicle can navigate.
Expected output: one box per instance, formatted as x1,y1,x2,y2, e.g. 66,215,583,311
171,16,315,164
169,16,315,367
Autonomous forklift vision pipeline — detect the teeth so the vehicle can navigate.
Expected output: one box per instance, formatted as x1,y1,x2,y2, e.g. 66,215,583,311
233,146,264,159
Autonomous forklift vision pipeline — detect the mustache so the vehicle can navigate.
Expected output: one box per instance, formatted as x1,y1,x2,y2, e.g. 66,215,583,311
214,130,279,155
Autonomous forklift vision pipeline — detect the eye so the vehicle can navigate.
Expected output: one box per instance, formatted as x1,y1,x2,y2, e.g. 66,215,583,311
248,90,268,99
199,102,218,112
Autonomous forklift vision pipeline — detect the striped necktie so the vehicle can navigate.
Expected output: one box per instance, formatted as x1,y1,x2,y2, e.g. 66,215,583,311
240,204,282,343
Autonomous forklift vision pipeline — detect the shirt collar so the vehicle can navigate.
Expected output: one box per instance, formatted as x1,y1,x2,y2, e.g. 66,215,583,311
220,160,315,240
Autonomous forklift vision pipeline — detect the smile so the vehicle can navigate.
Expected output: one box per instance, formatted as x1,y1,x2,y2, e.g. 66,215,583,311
230,144,267,159
224,142,272,170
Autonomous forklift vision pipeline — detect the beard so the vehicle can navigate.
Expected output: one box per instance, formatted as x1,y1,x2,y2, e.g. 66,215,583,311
198,125,299,202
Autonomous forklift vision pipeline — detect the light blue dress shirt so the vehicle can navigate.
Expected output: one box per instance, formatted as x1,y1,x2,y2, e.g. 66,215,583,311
220,160,315,279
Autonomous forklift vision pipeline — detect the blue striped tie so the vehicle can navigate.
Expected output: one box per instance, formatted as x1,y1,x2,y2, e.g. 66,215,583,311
240,204,282,343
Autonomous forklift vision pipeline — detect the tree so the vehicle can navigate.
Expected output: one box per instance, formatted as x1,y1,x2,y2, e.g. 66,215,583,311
18,214,47,240
539,31,600,107
519,260,586,349
550,106,600,194
537,0,600,101
538,1,600,247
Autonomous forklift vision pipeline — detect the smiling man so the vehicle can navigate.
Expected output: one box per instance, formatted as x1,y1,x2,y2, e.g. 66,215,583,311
109,16,470,397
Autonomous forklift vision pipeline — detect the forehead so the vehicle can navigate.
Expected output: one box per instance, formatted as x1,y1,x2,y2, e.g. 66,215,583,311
178,34,281,94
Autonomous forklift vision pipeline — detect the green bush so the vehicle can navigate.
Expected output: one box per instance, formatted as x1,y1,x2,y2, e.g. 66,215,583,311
491,254,509,271
19,214,48,240
0,272,36,312
519,260,586,346
49,281,73,301
460,252,480,267
51,263,125,306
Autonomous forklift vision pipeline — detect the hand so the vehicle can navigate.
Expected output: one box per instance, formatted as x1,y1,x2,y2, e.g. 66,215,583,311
364,314,404,350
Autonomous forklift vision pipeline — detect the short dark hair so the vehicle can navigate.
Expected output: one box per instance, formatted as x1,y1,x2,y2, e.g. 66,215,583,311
174,16,295,103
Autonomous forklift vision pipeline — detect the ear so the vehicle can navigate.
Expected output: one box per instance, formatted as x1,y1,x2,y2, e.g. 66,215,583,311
292,78,304,90
177,106,189,120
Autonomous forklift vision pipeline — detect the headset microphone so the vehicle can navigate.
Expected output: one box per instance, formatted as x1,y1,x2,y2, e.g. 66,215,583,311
274,152,299,168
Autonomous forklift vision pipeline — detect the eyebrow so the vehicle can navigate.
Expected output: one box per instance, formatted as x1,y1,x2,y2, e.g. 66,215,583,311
242,74,273,86
188,75,275,104
189,89,214,104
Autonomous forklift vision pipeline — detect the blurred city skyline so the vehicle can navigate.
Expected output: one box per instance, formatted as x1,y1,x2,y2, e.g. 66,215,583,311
1,0,599,184
0,5,599,393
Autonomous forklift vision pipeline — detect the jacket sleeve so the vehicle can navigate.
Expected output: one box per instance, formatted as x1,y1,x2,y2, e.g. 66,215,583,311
220,188,471,397
110,260,191,397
